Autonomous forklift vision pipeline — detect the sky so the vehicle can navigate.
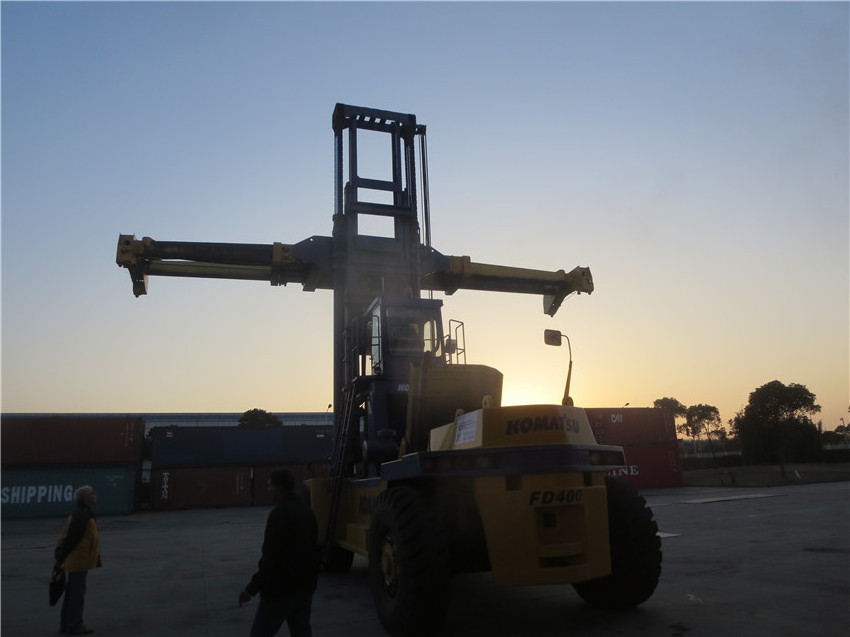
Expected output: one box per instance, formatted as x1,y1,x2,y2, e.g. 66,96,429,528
2,1,848,432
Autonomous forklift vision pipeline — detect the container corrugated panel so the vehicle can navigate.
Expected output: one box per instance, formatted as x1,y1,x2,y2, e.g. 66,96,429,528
1,466,138,518
1,416,145,467
585,408,677,446
252,463,331,507
280,426,333,463
151,427,281,467
151,427,222,468
149,467,252,510
223,427,333,464
151,426,333,468
608,442,683,489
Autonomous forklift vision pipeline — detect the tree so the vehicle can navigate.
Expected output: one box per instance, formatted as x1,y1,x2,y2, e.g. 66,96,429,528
653,397,687,417
685,404,723,454
653,397,687,437
238,408,283,427
731,380,821,478
686,404,721,438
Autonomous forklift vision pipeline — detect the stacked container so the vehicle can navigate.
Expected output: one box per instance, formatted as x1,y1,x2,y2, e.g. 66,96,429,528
1,416,144,518
149,426,332,510
585,408,682,489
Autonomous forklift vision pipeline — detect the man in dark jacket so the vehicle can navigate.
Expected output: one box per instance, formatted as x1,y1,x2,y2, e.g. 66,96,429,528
239,469,319,637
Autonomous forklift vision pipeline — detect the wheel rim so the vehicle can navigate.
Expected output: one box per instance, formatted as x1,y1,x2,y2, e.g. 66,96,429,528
379,533,399,596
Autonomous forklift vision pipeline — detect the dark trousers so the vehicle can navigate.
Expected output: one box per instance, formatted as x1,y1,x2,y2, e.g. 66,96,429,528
60,570,88,632
249,591,313,637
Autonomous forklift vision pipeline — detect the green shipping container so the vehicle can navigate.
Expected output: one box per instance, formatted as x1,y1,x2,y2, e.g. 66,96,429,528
1,466,137,518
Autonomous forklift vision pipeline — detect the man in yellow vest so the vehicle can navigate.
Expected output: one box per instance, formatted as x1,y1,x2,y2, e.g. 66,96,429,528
55,485,101,635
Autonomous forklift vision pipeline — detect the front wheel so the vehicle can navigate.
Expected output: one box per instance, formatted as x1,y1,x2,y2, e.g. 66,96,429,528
369,486,451,636
573,476,662,607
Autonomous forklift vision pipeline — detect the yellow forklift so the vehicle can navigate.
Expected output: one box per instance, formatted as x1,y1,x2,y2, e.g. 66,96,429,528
117,104,661,636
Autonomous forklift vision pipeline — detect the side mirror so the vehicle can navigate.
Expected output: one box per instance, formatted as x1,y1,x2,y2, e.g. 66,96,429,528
544,329,574,406
544,329,562,346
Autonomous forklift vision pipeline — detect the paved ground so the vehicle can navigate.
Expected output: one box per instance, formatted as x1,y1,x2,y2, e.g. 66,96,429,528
3,481,849,636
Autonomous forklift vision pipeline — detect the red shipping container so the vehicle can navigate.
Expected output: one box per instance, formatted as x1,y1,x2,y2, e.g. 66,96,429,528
149,467,252,511
585,408,676,446
1,416,144,467
607,442,683,489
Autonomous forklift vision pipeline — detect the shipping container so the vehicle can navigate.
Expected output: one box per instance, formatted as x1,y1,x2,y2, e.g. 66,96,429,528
1,416,145,467
585,408,677,446
278,426,333,463
1,466,138,518
607,442,683,489
252,463,331,507
149,467,253,510
151,426,333,468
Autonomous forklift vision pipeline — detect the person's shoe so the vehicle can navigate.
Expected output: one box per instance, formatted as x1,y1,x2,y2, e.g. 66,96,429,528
67,626,94,635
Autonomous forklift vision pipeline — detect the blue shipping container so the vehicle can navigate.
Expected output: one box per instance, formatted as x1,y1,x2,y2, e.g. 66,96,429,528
151,426,332,468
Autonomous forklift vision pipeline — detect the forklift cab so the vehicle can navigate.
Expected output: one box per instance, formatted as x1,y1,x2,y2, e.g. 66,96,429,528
358,295,446,475
366,295,446,380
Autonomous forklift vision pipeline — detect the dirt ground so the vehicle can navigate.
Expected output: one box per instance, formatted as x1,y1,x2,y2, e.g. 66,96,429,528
683,462,850,487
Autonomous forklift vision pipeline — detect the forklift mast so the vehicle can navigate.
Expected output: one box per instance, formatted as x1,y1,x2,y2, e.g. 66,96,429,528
330,105,431,477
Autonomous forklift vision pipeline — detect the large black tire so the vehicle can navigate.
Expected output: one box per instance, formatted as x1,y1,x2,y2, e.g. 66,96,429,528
573,476,662,608
369,486,451,636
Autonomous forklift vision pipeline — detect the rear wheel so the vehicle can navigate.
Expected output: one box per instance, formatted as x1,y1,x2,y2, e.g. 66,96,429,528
369,486,451,636
573,476,662,607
